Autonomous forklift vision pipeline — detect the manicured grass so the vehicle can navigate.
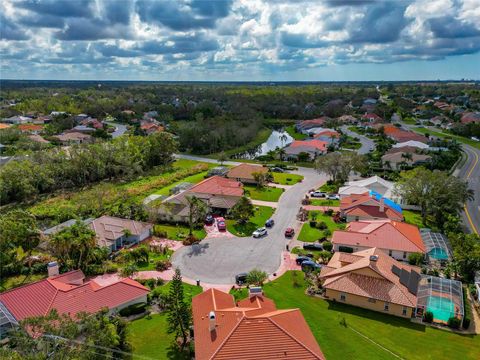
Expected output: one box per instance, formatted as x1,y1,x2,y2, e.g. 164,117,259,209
128,283,202,360
135,249,174,271
285,125,308,140
309,199,340,207
154,171,209,196
226,205,275,237
413,127,480,150
1,274,46,291
272,172,304,185
153,224,206,241
291,246,323,261
259,271,480,360
244,185,284,202
403,210,425,228
298,211,345,242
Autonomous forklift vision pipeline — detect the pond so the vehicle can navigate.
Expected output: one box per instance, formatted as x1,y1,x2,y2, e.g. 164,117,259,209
232,130,293,159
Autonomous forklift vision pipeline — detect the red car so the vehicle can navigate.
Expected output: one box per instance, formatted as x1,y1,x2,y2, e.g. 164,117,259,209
217,217,226,231
285,227,295,237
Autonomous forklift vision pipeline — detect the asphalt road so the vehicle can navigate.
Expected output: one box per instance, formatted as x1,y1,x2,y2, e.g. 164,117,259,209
171,160,327,284
106,122,128,138
341,125,375,154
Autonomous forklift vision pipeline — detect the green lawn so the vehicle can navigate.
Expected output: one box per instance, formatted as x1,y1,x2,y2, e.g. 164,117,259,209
135,249,174,271
128,282,202,360
244,185,284,202
272,172,304,185
298,211,345,242
403,210,424,228
226,205,275,237
259,271,480,360
153,224,206,241
154,171,210,196
413,127,480,150
318,182,341,194
309,199,340,207
285,125,308,140
1,274,46,291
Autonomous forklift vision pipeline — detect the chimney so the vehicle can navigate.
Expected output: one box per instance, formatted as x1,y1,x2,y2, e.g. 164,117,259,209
379,197,385,212
208,311,216,332
47,261,59,277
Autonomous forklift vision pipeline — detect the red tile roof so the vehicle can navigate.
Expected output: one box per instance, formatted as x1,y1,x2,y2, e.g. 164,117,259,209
320,248,418,307
361,113,383,122
289,140,328,151
313,130,340,139
227,163,268,181
193,289,325,360
190,175,244,197
340,193,403,221
18,124,43,132
333,219,425,253
0,270,148,321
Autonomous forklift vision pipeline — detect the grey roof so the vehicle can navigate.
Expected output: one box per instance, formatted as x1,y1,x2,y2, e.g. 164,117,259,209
42,218,93,235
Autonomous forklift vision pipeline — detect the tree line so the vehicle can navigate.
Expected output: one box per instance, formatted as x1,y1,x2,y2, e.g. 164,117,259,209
0,132,177,204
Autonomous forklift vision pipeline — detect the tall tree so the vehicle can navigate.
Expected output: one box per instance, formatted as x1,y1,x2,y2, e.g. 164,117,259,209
314,152,366,183
166,269,191,349
185,195,207,235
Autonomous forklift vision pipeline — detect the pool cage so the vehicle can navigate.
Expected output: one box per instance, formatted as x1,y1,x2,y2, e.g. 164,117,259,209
420,229,452,262
0,301,18,339
415,276,464,324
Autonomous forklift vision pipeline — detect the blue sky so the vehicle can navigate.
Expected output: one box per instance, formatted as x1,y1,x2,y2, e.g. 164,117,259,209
1,0,479,81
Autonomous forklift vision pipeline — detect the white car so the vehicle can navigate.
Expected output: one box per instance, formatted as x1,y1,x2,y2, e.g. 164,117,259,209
326,194,340,200
310,191,326,198
252,227,268,238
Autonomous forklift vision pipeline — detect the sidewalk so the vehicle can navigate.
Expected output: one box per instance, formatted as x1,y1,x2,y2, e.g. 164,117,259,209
251,199,278,208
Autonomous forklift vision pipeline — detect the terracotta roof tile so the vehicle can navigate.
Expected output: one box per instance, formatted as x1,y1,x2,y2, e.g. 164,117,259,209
190,176,244,197
227,163,268,181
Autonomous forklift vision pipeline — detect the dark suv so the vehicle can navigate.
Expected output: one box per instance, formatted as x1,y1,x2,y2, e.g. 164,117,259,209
235,273,248,285
303,242,323,251
295,256,311,265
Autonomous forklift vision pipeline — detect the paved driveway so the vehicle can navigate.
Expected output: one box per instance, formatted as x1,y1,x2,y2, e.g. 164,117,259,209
172,166,328,284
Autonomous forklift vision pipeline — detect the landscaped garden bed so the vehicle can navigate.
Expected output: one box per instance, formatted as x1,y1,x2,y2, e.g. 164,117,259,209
298,211,345,242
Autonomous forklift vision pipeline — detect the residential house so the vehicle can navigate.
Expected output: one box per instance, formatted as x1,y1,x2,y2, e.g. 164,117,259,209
340,191,403,222
332,220,425,261
284,140,328,160
385,146,419,155
155,176,244,223
361,113,383,123
1,116,32,124
121,110,135,115
27,134,49,144
53,132,93,145
339,175,395,199
226,163,268,184
313,129,340,145
18,124,43,134
89,216,153,253
381,124,429,144
391,140,430,149
337,114,358,124
206,166,229,178
32,115,52,124
381,152,431,170
295,117,331,133
67,125,96,134
0,266,148,337
140,122,164,135
320,248,420,318
363,98,378,105
143,111,158,119
80,118,103,129
0,123,11,130
42,218,94,236
74,113,90,122
461,112,480,124
192,288,325,360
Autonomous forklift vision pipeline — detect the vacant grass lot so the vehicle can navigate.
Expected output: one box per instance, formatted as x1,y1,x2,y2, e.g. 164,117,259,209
154,171,211,196
272,172,304,185
226,205,275,237
153,224,206,241
128,282,202,360
260,272,480,360
244,185,284,202
298,211,344,242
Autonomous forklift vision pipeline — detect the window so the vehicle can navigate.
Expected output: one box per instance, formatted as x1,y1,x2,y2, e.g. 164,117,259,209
389,250,392,257
368,298,376,303
340,293,346,301
355,216,359,221
403,252,407,259
402,307,408,316
384,302,389,311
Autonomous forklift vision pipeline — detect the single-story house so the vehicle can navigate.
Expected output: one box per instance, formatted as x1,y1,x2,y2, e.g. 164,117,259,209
332,219,425,261
206,166,229,178
382,124,429,144
313,129,340,145
67,125,96,134
42,218,94,236
284,139,328,160
1,116,32,124
320,248,420,318
52,132,93,145
141,122,164,135
295,117,331,133
226,163,268,184
155,176,244,223
340,191,403,222
461,112,480,124
381,152,431,170
337,115,358,124
361,113,383,123
27,134,50,144
392,140,430,150
0,267,148,338
385,146,419,155
18,124,43,134
193,288,325,360
89,216,153,253
74,113,90,122
339,175,394,199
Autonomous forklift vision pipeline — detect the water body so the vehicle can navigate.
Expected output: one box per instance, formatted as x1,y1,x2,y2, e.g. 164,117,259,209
232,130,293,159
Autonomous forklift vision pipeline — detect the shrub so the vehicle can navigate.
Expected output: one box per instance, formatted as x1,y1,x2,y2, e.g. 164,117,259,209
119,302,147,317
338,246,353,253
309,221,317,227
182,234,198,246
447,317,461,329
322,241,333,252
316,221,327,230
463,285,472,329
324,209,334,216
408,252,424,266
104,262,119,274
286,178,292,182
323,229,332,237
155,260,172,272
153,227,168,238
423,311,434,323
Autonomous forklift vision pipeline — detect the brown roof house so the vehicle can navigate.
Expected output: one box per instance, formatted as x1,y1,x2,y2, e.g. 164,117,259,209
320,248,420,318
226,163,269,185
193,288,325,360
53,132,93,145
153,176,244,223
381,152,431,170
88,216,153,253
